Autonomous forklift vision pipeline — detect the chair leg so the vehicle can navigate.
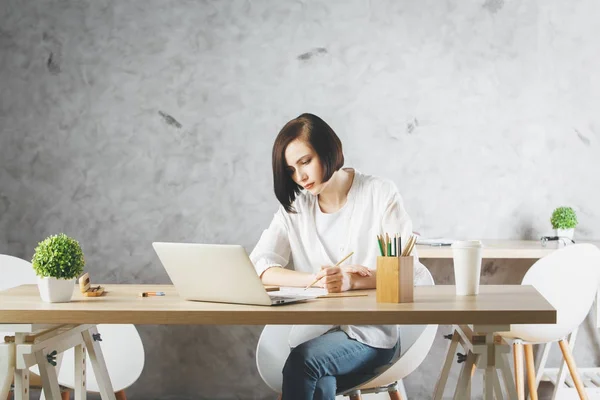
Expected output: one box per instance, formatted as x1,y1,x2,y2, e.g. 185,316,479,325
115,390,127,400
388,389,403,400
349,394,362,400
558,339,588,400
514,341,525,400
524,344,538,400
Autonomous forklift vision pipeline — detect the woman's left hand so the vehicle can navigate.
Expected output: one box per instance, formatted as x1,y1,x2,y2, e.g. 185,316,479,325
317,264,372,293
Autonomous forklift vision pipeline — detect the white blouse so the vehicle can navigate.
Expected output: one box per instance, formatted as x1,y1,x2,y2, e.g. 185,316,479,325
250,169,430,349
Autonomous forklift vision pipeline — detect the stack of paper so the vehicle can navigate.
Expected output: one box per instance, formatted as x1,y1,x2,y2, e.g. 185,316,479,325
416,238,456,246
277,287,328,297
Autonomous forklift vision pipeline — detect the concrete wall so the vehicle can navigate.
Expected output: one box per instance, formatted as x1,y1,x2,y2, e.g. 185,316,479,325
1,0,599,398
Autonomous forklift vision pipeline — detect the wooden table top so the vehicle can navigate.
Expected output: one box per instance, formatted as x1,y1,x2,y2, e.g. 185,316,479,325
0,284,556,326
416,239,600,259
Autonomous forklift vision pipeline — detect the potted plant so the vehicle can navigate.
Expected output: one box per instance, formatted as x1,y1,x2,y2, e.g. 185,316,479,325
550,206,578,240
32,233,85,303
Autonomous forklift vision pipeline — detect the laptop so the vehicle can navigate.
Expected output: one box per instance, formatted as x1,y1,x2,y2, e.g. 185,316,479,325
152,242,316,306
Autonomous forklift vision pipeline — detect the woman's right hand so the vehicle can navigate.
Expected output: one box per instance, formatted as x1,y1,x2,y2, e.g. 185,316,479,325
313,265,372,292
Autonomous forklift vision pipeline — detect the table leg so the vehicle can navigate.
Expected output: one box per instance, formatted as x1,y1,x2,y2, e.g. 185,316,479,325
453,325,513,400
34,349,62,400
433,330,460,400
493,368,504,400
499,351,519,399
39,352,64,400
433,330,459,400
13,334,29,400
0,342,15,400
483,332,496,400
453,351,475,400
74,344,87,400
468,354,480,398
484,365,495,400
82,327,116,400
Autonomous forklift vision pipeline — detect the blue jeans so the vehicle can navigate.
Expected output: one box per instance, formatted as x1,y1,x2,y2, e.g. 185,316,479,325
281,330,398,400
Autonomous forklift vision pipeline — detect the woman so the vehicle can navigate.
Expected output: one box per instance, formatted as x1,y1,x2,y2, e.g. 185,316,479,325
250,113,429,400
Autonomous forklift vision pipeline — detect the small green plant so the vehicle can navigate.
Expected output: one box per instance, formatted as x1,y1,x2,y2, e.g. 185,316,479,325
550,206,578,229
32,233,85,279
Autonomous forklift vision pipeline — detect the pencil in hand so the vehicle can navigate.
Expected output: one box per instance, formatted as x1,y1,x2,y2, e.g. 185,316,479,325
304,251,355,290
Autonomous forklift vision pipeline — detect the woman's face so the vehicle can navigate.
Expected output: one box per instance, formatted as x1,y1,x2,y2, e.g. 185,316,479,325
284,139,324,195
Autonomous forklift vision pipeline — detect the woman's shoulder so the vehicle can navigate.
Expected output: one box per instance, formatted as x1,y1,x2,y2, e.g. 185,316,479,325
355,170,399,198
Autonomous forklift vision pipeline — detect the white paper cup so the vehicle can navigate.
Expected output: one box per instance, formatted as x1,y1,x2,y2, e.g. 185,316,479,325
451,240,483,295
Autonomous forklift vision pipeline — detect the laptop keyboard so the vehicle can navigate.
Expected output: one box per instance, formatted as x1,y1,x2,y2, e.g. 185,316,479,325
270,295,291,301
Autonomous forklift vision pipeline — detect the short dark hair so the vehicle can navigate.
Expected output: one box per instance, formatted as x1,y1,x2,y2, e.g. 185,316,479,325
272,113,344,213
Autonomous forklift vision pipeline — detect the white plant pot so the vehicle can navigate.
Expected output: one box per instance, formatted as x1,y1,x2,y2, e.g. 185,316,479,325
38,276,75,303
555,228,575,240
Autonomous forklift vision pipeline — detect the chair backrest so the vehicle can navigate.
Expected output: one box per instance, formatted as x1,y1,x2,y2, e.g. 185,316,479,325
517,243,600,341
0,254,37,291
256,324,294,392
0,254,38,341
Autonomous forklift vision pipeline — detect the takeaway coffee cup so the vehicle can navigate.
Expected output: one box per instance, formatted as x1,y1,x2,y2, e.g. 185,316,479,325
451,240,483,295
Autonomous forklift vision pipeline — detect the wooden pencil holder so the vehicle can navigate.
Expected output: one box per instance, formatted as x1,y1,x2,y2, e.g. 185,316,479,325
376,256,414,303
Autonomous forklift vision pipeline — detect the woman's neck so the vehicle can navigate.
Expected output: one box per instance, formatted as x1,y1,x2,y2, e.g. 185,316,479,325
318,168,355,213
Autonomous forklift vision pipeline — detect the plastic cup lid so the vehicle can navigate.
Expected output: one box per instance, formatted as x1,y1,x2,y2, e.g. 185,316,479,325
451,240,483,248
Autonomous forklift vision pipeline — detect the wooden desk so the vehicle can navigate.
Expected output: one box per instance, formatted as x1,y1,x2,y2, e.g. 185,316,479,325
417,239,600,259
0,284,555,326
0,284,555,400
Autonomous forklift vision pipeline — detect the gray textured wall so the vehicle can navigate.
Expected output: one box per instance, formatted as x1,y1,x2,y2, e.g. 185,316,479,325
1,0,599,399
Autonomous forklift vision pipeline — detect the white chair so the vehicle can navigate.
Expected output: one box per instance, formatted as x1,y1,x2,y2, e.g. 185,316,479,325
256,268,437,400
499,243,600,400
0,254,145,400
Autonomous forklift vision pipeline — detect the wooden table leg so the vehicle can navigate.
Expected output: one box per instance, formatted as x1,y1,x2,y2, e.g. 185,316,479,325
453,351,475,400
0,343,15,400
74,344,86,400
482,333,495,400
462,324,514,400
499,352,518,400
13,334,29,400
493,368,504,400
34,349,62,400
82,327,116,400
40,352,64,400
469,354,480,398
433,330,460,400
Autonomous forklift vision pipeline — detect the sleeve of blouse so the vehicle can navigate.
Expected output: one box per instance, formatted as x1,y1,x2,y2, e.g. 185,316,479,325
249,207,292,278
380,183,431,287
